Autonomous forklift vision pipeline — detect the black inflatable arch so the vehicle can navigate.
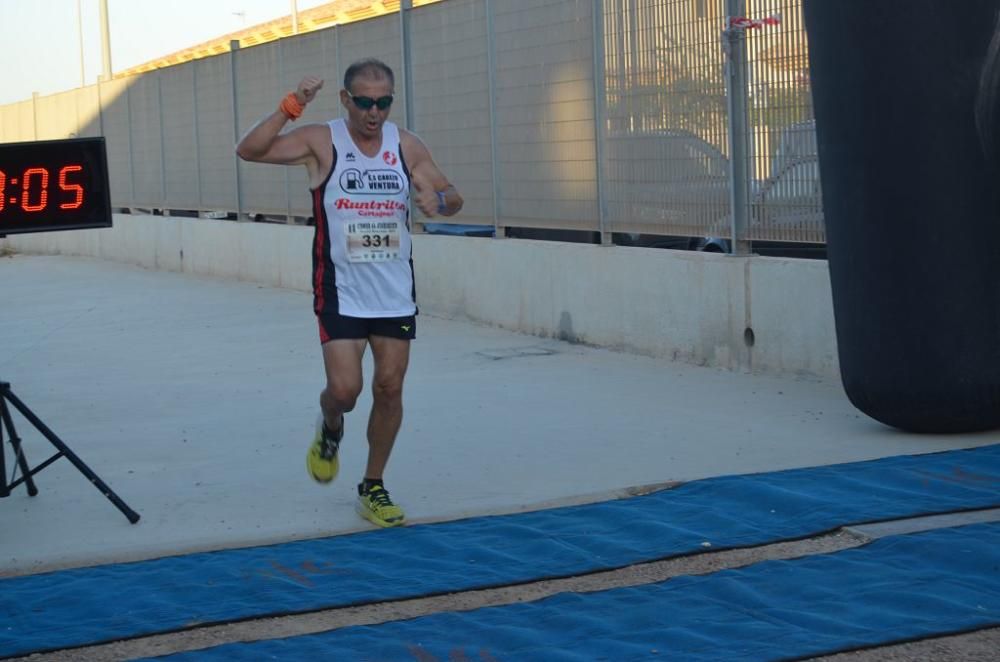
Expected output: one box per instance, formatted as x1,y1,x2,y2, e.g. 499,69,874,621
804,0,1000,432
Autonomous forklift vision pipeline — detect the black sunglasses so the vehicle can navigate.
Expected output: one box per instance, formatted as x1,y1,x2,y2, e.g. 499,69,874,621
351,94,394,111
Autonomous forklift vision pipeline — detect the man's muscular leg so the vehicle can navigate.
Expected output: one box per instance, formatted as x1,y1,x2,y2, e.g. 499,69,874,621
364,335,410,480
320,339,366,432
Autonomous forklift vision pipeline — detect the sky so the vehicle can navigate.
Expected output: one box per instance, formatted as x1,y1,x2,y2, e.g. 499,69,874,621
0,0,330,106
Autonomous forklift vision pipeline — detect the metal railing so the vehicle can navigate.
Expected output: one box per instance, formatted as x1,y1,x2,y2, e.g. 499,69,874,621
0,0,821,248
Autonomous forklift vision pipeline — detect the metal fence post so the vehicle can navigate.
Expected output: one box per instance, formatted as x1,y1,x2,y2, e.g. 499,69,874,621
192,63,203,212
157,72,167,211
125,80,136,209
399,0,419,231
486,0,502,236
400,0,415,132
592,0,610,245
279,37,292,223
724,0,751,255
229,40,244,220
335,25,342,103
97,81,106,138
31,92,39,140
73,89,81,138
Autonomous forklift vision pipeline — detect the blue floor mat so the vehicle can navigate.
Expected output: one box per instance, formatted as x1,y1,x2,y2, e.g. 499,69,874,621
1,444,998,658
151,522,1000,662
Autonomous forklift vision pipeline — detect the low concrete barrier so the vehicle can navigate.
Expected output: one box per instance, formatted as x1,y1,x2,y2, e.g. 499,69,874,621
2,213,839,379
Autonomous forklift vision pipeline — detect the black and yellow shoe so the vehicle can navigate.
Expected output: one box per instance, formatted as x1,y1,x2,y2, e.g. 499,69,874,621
306,414,342,483
356,484,405,527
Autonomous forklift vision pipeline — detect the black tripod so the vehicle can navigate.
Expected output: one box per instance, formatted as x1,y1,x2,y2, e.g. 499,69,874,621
0,381,140,524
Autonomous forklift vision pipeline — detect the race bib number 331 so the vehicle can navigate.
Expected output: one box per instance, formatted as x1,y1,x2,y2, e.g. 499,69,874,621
346,221,401,263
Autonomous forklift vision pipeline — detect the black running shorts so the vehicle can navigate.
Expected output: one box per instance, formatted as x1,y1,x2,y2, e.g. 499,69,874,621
317,311,416,343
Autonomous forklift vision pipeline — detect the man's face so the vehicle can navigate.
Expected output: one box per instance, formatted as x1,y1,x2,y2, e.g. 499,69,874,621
340,75,394,140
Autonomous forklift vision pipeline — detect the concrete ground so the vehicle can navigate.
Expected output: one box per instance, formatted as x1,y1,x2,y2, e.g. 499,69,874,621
2,253,999,660
1,253,996,578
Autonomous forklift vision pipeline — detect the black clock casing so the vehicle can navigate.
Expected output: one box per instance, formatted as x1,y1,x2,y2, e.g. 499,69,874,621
0,137,112,236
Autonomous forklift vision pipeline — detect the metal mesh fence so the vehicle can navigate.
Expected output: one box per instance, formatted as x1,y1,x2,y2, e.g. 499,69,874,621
603,0,731,237
235,40,287,216
127,74,165,208
0,0,822,246
410,0,494,226
159,66,201,209
491,0,600,230
97,78,134,206
279,30,339,217
193,55,237,211
35,90,81,141
745,0,821,243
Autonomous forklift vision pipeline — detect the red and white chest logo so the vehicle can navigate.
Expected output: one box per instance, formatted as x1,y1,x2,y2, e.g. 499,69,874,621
382,151,398,166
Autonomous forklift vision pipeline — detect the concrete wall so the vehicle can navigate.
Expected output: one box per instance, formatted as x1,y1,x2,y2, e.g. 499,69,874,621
1,213,839,379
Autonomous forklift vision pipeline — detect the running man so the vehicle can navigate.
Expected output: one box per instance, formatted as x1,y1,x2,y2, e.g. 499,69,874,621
236,58,463,527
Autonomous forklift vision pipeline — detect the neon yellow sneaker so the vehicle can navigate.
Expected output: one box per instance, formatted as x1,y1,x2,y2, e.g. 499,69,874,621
356,484,405,527
306,414,342,483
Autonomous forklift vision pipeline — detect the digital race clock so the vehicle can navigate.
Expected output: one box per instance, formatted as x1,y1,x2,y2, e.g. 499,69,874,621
0,137,112,236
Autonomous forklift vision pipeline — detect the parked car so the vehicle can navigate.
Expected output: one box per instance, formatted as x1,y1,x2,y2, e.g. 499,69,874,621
702,120,826,258
424,129,728,251
423,223,700,250
423,123,826,258
772,119,817,175
603,129,731,232
422,222,495,238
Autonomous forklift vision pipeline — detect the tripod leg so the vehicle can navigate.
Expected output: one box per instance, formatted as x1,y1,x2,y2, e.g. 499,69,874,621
0,396,6,498
0,398,6,498
1,385,140,524
0,395,39,497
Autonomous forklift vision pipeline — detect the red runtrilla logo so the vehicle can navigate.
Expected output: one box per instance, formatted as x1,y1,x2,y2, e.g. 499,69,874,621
335,198,406,211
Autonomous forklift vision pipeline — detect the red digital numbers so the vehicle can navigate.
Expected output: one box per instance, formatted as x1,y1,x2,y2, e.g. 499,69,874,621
0,164,85,214
59,165,84,209
21,168,49,211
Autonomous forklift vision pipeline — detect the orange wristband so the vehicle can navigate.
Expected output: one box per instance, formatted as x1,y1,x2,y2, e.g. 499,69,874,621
279,93,303,121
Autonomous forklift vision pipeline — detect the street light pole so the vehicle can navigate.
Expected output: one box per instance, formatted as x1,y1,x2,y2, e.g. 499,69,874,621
77,0,86,86
99,0,112,81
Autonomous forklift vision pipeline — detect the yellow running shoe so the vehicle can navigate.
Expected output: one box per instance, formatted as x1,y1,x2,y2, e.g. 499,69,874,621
357,484,405,527
306,414,342,483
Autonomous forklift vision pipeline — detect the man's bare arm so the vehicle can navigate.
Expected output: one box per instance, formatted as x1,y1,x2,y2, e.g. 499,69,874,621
236,77,324,167
401,130,464,218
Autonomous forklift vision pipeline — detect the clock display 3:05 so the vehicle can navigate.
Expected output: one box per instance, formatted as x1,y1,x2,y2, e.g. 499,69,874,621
0,165,85,213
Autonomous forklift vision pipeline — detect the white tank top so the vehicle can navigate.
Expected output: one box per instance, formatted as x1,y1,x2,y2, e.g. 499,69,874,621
310,119,415,318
